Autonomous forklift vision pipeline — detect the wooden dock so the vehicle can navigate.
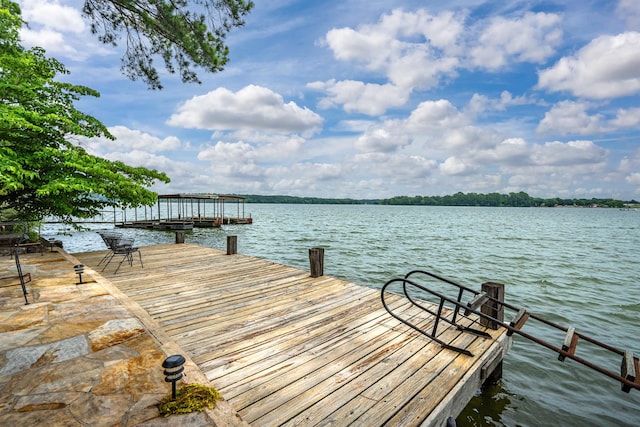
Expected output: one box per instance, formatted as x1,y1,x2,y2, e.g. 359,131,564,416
76,244,510,426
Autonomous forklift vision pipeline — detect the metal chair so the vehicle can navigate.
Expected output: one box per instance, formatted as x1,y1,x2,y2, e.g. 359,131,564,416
101,237,143,273
97,231,123,266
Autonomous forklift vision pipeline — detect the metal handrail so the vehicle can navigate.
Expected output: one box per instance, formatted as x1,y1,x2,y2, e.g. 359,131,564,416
381,277,494,356
381,270,639,392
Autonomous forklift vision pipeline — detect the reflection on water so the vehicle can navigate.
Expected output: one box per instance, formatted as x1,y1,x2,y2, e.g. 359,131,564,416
43,205,640,426
458,382,514,427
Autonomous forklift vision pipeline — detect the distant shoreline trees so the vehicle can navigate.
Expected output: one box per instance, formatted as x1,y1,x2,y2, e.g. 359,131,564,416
378,192,628,208
240,192,633,208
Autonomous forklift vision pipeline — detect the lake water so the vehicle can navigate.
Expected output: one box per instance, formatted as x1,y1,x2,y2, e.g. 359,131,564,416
43,204,640,426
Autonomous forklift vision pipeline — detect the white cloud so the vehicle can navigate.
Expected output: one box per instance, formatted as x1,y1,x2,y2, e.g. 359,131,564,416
81,126,183,155
168,85,323,136
19,28,78,55
471,137,532,166
465,91,540,117
18,0,87,56
353,152,437,179
195,131,311,186
537,101,607,135
324,8,464,77
197,141,262,178
538,102,640,135
265,163,344,194
261,162,352,195
104,150,193,187
386,49,459,90
470,12,562,70
310,80,410,115
354,126,411,153
225,130,306,154
324,25,394,70
321,9,464,114
348,98,500,161
537,32,640,99
532,140,608,167
440,156,470,175
405,99,468,132
334,120,378,133
198,140,255,164
319,9,561,116
110,126,183,151
20,0,85,32
610,107,640,128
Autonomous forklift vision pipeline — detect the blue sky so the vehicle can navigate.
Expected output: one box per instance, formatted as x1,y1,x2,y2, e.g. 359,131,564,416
16,0,640,200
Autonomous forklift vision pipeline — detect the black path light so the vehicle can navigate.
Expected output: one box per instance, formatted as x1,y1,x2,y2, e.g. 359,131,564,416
162,354,186,400
73,264,85,284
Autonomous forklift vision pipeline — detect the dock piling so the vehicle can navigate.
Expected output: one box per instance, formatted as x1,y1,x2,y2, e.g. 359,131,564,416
480,282,505,330
227,236,237,255
480,282,505,385
309,247,324,277
175,231,185,244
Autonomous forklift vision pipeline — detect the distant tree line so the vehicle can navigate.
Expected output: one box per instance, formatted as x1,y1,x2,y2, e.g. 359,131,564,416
379,192,631,208
239,192,635,208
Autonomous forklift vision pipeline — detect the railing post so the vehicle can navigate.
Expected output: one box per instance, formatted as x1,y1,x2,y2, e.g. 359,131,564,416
480,282,504,329
480,281,505,386
227,235,237,255
309,247,324,278
175,231,184,244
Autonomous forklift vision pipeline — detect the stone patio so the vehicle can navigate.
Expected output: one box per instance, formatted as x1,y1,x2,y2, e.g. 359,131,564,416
0,249,248,426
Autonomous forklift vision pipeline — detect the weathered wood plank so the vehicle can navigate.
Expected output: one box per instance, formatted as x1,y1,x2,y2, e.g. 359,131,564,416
279,319,458,426
194,290,392,371
239,317,427,424
162,277,345,337
376,333,495,426
212,296,413,396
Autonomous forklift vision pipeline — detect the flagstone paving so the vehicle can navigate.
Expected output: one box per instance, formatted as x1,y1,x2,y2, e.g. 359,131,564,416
0,249,247,427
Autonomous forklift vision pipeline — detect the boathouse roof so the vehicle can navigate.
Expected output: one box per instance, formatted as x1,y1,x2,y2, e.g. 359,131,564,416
158,193,246,201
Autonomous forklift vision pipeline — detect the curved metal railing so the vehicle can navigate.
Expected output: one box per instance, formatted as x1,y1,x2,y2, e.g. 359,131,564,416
381,270,639,392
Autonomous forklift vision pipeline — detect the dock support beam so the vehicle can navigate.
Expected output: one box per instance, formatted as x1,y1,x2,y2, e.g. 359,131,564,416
175,231,185,244
309,247,324,278
227,236,237,255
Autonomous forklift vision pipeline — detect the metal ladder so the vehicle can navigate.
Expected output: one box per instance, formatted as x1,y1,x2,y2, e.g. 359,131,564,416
381,269,639,393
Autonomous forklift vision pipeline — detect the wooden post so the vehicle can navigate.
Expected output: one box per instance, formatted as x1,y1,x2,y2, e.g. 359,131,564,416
227,235,237,255
480,282,505,386
309,247,324,278
175,231,185,244
480,282,504,329
621,351,636,393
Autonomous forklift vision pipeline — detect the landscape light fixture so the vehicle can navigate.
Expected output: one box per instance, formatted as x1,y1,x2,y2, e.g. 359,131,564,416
74,264,84,284
162,354,186,400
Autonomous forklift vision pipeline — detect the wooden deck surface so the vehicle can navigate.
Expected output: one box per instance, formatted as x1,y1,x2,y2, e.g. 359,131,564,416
76,244,509,426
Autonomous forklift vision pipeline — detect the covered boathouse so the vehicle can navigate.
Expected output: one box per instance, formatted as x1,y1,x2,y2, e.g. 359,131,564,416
116,193,252,230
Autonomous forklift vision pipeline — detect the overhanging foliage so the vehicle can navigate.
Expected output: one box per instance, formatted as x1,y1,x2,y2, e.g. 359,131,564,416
82,0,254,89
0,1,170,225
